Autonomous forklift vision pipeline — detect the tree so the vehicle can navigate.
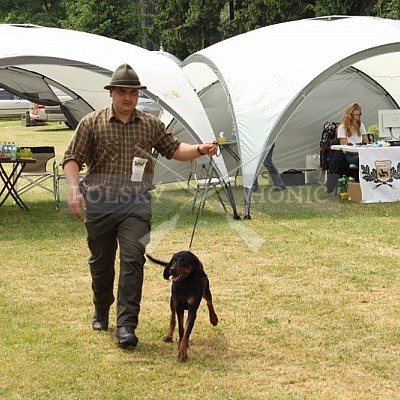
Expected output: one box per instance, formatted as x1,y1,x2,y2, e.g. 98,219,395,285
374,0,400,19
61,0,142,45
0,0,66,27
313,0,377,16
220,0,316,39
147,0,225,60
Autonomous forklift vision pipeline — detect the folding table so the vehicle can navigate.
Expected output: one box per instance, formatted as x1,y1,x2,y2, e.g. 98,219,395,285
0,158,36,210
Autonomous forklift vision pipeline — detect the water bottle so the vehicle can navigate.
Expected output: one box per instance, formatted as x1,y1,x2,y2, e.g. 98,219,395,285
10,142,17,160
7,142,12,159
5,142,11,158
13,142,18,160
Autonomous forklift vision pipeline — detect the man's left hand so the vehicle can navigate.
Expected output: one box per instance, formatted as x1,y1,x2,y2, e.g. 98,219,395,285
199,141,218,156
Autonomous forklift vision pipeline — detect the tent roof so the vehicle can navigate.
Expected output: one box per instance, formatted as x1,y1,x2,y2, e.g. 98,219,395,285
183,16,400,191
0,23,229,180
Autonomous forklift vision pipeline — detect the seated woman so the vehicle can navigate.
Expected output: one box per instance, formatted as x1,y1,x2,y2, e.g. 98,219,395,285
337,102,368,166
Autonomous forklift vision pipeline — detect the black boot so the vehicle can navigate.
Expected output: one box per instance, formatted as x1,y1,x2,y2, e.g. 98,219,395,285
92,308,110,331
115,326,138,348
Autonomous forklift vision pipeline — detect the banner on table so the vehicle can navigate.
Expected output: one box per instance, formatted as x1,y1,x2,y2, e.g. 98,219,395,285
359,148,400,203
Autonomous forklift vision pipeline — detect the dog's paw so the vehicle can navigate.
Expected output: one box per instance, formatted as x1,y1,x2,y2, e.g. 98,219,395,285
163,334,173,343
210,312,218,326
178,349,188,361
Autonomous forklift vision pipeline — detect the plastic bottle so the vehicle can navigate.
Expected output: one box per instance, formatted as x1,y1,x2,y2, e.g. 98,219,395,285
8,142,12,158
5,142,11,158
338,175,349,199
11,142,17,159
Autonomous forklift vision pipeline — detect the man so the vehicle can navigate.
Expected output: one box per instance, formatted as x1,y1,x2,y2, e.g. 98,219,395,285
63,63,217,348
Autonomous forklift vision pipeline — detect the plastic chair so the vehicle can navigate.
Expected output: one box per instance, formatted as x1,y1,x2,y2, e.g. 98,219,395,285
17,146,58,204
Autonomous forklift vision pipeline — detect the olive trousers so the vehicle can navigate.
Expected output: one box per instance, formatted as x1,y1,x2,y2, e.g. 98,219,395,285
84,196,151,328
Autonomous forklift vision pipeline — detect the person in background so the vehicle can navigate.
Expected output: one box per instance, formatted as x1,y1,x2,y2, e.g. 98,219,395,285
252,143,286,192
337,102,368,166
63,63,217,349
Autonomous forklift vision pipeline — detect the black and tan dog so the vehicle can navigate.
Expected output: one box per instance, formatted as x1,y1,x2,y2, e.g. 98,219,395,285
146,251,218,360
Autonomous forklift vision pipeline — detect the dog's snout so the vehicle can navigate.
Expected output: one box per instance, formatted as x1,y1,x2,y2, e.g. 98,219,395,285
169,265,176,274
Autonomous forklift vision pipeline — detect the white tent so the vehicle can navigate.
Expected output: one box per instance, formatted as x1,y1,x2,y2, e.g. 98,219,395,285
182,16,400,217
0,23,240,214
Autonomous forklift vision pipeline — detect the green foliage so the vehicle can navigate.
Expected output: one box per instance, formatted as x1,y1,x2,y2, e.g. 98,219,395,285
374,0,400,19
61,0,142,45
313,0,378,16
0,0,66,27
0,0,399,60
147,0,225,59
220,0,315,36
367,124,380,139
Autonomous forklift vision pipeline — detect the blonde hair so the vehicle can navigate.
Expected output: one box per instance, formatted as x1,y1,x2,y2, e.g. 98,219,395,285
342,102,362,137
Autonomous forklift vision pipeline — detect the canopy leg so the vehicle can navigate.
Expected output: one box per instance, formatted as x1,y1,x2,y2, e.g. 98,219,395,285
243,186,252,219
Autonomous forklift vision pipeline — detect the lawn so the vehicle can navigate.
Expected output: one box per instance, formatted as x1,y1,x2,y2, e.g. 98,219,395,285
0,119,399,399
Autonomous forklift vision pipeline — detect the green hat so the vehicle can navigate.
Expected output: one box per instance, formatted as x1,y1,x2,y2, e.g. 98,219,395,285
104,63,147,90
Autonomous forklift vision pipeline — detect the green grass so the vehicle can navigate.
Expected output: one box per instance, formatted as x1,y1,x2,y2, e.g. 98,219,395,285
1,119,400,399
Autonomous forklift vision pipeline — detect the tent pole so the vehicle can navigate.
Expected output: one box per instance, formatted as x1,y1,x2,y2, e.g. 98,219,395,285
243,187,252,219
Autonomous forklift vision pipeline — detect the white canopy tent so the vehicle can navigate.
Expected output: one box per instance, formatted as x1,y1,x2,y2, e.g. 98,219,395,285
0,23,239,215
182,16,400,217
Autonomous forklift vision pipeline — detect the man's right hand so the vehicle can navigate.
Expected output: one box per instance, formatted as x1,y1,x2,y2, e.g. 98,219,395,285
68,187,86,220
63,160,85,219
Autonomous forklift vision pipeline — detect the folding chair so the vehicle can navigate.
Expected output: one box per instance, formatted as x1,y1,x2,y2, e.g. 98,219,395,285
53,159,89,210
190,158,231,214
17,146,58,204
53,160,64,210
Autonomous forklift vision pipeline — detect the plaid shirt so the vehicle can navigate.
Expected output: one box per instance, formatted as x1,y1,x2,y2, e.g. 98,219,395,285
63,106,180,198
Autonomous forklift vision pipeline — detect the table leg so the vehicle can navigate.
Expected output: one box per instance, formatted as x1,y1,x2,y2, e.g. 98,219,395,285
222,145,240,162
0,163,29,209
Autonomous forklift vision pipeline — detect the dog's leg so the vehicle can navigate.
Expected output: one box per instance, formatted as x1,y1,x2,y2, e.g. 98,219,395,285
203,279,218,326
163,297,176,342
178,297,204,361
176,305,189,360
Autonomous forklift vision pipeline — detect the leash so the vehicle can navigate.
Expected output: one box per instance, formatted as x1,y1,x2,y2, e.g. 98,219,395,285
188,142,220,250
188,191,203,250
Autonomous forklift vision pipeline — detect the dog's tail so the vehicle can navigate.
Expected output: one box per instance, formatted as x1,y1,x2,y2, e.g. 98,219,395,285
146,253,168,267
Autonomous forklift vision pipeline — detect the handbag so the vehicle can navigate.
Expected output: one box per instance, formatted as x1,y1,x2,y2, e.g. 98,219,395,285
280,169,305,186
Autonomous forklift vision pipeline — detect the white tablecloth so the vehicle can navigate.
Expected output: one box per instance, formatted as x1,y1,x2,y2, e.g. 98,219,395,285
331,145,400,202
358,147,400,203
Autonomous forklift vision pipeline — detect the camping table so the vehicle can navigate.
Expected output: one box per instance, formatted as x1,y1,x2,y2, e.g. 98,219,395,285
0,158,36,210
331,144,400,202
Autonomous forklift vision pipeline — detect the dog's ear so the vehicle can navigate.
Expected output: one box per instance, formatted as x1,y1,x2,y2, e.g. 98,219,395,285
191,253,204,271
163,264,170,280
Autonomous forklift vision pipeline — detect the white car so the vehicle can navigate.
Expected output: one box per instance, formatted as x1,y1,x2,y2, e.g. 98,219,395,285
29,87,71,124
0,88,30,118
137,93,163,118
29,102,68,124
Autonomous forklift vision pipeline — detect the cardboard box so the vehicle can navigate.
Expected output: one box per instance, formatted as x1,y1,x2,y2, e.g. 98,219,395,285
347,181,362,202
